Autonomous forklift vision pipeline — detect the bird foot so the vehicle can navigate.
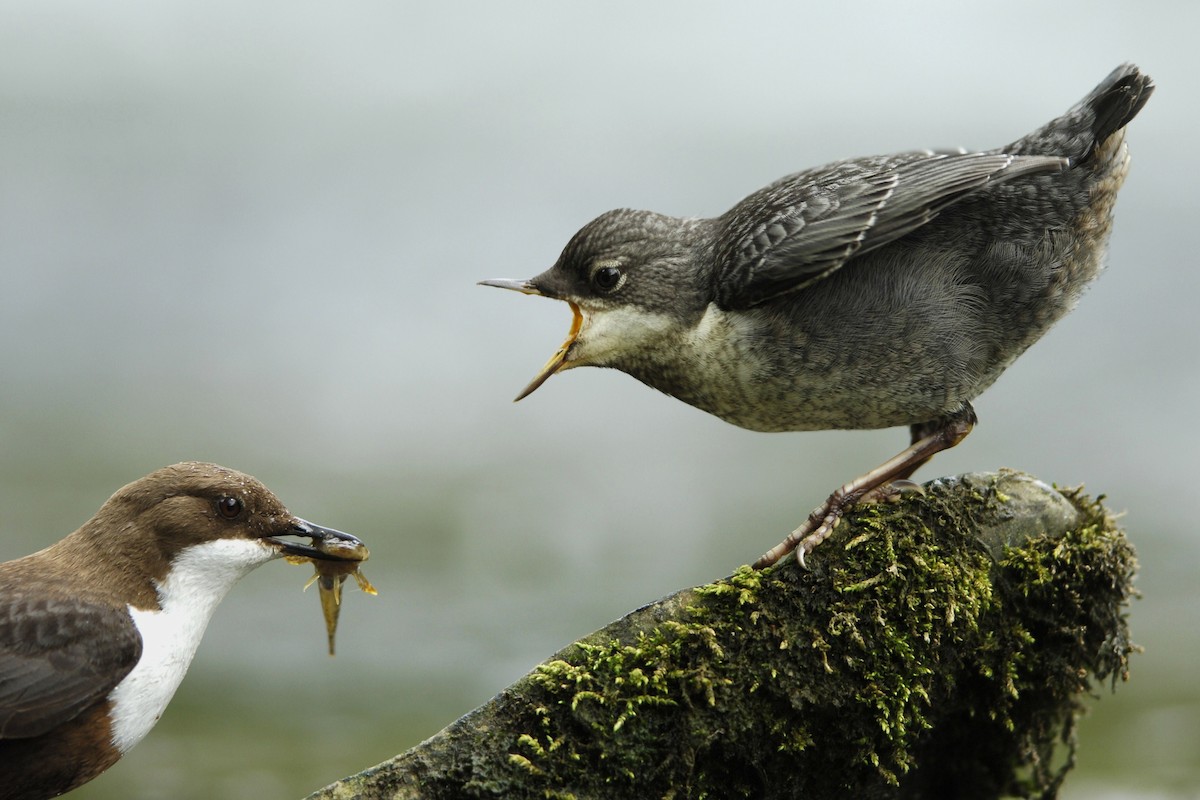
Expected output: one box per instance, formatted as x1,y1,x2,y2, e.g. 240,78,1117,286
794,512,841,569
783,479,926,567
859,479,925,505
754,489,851,570
751,406,975,570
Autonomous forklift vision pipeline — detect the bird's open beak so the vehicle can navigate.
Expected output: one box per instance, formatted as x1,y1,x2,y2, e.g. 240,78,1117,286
267,520,367,562
479,278,584,401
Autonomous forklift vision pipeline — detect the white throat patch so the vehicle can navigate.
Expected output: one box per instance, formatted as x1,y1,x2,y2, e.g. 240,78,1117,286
570,305,675,368
106,537,277,753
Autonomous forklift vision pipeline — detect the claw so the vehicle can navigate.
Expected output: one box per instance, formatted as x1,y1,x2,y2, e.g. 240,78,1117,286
860,479,926,505
751,407,976,570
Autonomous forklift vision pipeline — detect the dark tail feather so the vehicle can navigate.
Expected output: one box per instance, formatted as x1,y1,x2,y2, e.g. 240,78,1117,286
1078,64,1155,163
1007,63,1154,164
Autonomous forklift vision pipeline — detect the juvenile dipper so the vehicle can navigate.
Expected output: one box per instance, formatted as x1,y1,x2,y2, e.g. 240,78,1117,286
0,462,362,800
482,64,1153,568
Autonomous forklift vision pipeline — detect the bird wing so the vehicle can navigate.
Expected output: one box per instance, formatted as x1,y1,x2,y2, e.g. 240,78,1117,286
714,151,1067,309
0,592,142,739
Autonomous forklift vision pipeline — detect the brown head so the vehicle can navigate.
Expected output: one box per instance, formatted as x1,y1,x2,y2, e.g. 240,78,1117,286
2,462,360,611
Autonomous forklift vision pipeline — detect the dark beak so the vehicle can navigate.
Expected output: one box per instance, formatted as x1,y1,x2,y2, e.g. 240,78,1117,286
268,519,366,561
477,278,543,295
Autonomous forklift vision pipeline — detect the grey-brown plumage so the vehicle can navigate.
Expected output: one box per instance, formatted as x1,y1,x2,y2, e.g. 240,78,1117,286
482,64,1153,567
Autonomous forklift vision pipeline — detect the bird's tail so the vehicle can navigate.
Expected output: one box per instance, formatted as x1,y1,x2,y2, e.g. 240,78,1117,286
1008,63,1154,165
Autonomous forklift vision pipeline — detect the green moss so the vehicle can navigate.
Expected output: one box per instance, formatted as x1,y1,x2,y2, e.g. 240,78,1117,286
310,473,1137,800
497,476,1135,799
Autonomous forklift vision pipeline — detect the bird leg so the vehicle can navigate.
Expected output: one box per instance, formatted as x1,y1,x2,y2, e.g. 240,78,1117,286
752,403,977,569
853,416,956,503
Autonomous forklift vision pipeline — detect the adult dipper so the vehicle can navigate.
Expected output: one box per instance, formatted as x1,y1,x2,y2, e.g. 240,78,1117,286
0,462,362,800
481,64,1153,568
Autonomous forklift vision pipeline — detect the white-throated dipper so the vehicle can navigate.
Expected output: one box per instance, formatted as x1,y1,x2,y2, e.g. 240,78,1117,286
482,64,1153,568
0,462,362,800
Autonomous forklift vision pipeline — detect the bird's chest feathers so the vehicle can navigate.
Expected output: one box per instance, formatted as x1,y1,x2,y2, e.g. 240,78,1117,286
611,304,779,416
106,538,274,753
683,305,772,385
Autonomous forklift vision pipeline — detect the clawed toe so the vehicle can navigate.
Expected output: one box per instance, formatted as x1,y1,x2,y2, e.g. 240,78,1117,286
751,408,975,570
754,504,843,569
795,517,840,569
860,479,925,505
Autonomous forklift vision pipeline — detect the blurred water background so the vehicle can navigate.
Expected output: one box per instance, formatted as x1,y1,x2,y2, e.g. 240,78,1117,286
1,2,1195,798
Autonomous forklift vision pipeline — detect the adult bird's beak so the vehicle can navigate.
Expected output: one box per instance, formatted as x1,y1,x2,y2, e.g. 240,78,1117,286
479,277,584,401
267,520,366,561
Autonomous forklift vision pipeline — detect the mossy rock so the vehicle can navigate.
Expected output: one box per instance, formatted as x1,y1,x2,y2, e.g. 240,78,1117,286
310,471,1137,800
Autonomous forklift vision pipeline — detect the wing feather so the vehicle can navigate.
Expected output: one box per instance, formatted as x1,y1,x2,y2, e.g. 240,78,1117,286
0,593,142,739
715,151,1066,309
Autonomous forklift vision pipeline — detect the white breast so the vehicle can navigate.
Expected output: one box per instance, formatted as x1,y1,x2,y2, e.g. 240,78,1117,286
106,538,278,753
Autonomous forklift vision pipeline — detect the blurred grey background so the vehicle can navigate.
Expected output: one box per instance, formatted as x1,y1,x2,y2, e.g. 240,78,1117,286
1,1,1194,798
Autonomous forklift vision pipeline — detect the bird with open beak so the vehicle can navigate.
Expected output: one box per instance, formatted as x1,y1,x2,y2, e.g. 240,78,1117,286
482,64,1153,569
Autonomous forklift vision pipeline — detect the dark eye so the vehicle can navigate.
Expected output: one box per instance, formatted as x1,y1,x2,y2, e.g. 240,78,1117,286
216,496,244,519
592,265,624,292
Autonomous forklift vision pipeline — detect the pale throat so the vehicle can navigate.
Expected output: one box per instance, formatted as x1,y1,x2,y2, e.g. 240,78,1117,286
571,304,677,368
106,537,278,753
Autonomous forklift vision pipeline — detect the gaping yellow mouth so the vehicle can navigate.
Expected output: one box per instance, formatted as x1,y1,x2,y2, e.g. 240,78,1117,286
515,301,583,401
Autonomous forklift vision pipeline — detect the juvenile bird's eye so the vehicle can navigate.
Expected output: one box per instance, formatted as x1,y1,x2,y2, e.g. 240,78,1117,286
592,265,624,292
216,496,244,519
